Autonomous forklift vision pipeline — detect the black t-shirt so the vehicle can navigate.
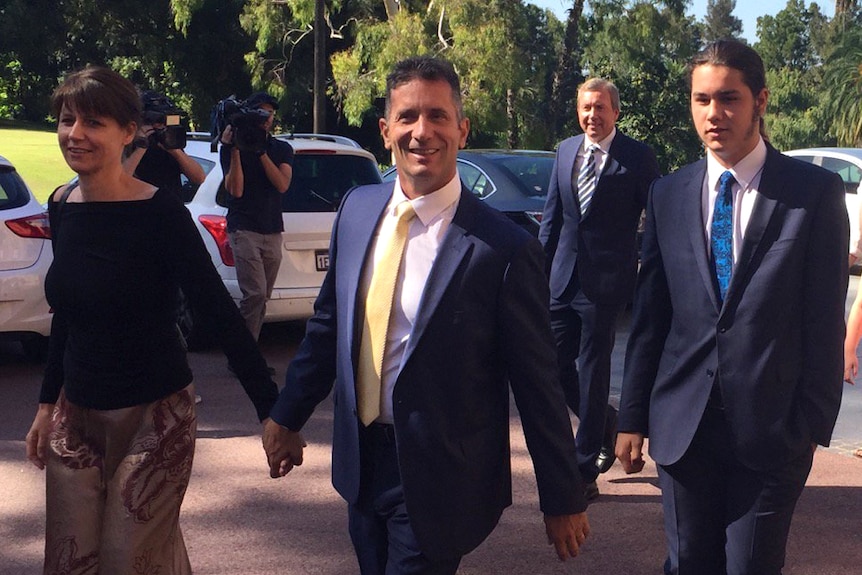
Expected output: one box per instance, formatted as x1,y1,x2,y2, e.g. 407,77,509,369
135,146,183,199
220,136,294,234
40,188,278,420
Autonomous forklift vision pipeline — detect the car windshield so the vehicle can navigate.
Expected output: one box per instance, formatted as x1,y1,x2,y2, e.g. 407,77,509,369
283,154,382,212
485,154,554,199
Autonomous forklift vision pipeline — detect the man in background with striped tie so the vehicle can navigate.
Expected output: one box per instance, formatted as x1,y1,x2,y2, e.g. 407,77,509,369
539,77,660,500
616,39,847,574
262,55,590,574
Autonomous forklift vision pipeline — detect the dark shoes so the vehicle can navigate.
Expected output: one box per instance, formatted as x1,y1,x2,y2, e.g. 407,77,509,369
597,405,618,474
596,446,616,474
584,481,600,501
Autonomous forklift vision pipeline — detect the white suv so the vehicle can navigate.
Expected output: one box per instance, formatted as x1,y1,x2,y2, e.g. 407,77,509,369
0,155,53,360
181,134,382,347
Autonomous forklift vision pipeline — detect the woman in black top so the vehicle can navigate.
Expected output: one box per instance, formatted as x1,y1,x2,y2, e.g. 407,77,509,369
24,66,279,574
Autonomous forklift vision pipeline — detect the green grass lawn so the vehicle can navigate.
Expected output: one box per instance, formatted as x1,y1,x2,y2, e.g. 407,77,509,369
0,122,75,204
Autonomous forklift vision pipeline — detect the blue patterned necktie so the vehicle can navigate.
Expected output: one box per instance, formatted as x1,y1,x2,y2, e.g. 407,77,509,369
711,171,735,302
577,144,599,215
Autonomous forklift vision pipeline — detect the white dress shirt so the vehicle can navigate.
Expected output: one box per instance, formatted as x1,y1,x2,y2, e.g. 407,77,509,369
702,138,767,265
575,127,617,185
362,174,461,423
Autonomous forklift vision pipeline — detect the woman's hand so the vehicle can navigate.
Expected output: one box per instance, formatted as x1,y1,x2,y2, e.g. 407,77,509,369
25,404,55,470
844,347,858,384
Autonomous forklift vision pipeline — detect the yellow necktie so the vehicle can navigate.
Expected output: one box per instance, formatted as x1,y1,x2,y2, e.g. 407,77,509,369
356,201,416,426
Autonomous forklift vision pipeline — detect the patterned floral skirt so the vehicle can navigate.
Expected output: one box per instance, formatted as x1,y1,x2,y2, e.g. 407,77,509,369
43,385,197,575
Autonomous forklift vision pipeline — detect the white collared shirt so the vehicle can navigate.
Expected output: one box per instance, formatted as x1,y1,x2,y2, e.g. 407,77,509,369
362,174,461,423
576,127,617,180
702,138,767,264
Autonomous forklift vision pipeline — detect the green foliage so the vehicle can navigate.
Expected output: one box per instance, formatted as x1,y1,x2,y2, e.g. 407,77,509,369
582,1,703,172
702,0,743,43
1,0,859,159
755,0,826,70
820,26,862,146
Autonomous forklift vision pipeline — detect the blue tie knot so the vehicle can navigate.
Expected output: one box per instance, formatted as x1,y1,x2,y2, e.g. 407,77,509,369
719,170,735,198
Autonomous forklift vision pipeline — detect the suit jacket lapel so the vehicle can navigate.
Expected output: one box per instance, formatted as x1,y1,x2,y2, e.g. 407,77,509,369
562,135,583,217
682,160,723,311
400,189,474,367
346,184,392,364
727,151,780,305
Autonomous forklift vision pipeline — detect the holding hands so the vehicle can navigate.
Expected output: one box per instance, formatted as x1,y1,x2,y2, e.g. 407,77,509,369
262,418,306,478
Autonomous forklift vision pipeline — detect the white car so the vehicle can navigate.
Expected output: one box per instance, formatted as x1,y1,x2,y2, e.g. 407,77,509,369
784,148,862,260
180,134,382,347
0,155,53,360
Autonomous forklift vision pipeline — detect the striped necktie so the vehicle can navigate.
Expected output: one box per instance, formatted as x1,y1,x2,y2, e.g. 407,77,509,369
356,201,416,426
711,171,735,302
577,144,599,215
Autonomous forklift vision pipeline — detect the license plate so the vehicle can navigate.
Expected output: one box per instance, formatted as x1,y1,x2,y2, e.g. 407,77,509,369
315,249,330,271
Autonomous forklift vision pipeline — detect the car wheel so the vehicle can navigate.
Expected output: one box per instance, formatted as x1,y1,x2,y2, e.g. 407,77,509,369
177,291,215,351
20,335,48,363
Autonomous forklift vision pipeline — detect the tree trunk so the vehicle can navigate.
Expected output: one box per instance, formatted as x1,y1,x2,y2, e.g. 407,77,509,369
507,88,518,148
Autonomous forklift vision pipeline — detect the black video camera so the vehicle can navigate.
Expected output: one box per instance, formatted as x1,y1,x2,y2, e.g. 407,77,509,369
141,90,187,150
210,96,271,154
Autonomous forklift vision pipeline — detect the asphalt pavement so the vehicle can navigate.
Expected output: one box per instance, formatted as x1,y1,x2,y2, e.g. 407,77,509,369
2,287,862,574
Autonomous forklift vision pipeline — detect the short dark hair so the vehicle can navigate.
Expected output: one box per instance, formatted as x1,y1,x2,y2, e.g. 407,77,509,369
245,91,280,111
384,56,463,120
688,39,767,98
51,66,141,127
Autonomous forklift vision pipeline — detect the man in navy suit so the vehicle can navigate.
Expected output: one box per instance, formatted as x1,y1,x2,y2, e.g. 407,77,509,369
616,40,848,575
539,78,660,498
261,56,589,574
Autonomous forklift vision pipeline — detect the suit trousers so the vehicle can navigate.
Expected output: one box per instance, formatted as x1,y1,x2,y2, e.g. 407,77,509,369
657,404,814,575
348,423,461,575
549,288,620,482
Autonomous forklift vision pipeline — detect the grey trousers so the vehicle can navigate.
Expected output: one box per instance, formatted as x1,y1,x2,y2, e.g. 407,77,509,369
229,229,283,340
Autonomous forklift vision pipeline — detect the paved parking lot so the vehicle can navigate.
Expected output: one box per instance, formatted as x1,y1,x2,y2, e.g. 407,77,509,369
2,308,862,574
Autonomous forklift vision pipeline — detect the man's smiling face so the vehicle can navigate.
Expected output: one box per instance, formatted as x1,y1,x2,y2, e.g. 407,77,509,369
379,78,469,198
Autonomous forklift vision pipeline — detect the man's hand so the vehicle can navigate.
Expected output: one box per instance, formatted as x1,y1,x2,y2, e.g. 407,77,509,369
262,418,306,478
220,125,235,146
544,512,590,561
615,432,646,474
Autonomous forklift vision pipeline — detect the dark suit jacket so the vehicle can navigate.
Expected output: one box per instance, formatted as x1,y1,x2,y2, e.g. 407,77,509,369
538,132,660,306
619,145,848,471
270,182,585,559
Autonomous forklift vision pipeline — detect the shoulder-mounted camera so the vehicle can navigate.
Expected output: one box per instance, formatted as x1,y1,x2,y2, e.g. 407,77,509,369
141,90,188,150
210,95,272,154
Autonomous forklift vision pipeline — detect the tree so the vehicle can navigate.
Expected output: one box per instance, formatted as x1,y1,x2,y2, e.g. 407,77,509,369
755,0,826,70
821,26,862,146
549,0,586,142
702,0,742,43
581,0,702,172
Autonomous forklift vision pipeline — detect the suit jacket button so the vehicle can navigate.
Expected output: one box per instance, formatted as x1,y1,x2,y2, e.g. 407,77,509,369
707,369,714,378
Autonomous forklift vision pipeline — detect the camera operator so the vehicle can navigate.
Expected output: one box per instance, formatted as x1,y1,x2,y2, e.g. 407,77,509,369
219,91,294,342
124,90,205,201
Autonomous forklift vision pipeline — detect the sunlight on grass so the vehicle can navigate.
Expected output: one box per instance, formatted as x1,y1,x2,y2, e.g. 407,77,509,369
0,126,74,204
